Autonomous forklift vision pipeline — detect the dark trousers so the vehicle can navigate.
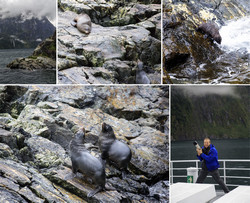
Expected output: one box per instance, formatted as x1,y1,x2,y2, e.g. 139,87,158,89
196,168,229,193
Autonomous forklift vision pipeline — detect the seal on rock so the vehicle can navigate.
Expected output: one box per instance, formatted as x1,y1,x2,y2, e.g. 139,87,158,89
69,127,105,197
71,14,92,34
136,60,150,84
197,22,222,44
99,123,132,178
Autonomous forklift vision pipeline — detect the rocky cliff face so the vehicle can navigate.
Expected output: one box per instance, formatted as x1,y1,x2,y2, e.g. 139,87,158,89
171,86,249,140
0,85,169,202
58,0,161,84
6,32,56,71
163,0,250,84
0,15,55,49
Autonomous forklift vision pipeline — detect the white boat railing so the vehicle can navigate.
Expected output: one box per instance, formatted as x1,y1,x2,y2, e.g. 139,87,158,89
170,159,250,187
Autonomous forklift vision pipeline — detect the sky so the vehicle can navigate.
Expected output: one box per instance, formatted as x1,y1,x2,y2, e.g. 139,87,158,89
0,0,56,25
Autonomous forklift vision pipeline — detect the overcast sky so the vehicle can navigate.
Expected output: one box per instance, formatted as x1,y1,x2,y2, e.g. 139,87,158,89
0,0,56,25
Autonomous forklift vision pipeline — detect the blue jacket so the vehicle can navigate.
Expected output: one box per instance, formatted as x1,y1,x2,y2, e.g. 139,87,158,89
197,144,220,171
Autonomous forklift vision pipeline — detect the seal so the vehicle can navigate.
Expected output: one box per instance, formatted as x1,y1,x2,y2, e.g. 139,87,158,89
197,22,222,44
69,128,105,197
71,14,92,34
99,123,132,178
136,60,150,84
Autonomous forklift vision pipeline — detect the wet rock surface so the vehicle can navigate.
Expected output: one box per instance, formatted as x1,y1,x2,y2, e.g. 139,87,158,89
0,85,169,202
7,32,56,71
163,0,250,84
58,0,161,84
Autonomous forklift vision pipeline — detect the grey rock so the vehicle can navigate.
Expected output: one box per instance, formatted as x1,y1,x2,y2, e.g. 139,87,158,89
58,0,161,84
0,85,169,202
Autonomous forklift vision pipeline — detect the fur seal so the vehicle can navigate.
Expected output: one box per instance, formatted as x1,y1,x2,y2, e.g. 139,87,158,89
99,123,132,178
197,22,222,44
71,14,92,34
69,128,105,197
136,60,150,84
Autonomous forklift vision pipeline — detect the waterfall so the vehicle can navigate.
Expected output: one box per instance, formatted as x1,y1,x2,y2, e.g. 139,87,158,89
11,39,16,48
220,16,250,53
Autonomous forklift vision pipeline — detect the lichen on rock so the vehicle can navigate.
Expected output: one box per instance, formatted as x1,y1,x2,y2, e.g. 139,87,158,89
163,0,250,84
58,0,161,84
0,85,169,202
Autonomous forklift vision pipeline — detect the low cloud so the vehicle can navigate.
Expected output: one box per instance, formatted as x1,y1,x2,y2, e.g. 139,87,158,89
0,0,56,24
174,86,240,98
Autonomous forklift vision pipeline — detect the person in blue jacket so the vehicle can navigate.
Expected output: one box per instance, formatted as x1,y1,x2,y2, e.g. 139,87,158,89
196,137,229,193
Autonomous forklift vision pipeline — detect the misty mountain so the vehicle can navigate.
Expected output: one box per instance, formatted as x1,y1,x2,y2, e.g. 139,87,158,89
0,15,55,49
171,86,249,141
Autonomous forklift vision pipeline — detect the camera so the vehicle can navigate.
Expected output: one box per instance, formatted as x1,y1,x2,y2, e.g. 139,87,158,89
193,141,201,150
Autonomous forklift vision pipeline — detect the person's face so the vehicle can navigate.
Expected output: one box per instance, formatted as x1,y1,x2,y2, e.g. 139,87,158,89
204,139,210,148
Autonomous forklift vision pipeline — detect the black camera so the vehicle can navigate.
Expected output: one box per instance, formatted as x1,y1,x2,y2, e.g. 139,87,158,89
193,141,201,149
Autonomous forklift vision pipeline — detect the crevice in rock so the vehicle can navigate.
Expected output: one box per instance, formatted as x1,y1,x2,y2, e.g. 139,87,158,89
104,108,146,121
28,186,48,202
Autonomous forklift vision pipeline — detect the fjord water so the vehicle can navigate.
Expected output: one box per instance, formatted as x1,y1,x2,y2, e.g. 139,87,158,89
0,49,56,84
171,139,250,187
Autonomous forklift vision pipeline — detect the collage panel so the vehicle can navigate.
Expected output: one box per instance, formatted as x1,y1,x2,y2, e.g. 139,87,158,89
0,0,249,202
170,85,250,202
58,0,161,84
163,0,250,84
0,85,169,202
0,0,57,84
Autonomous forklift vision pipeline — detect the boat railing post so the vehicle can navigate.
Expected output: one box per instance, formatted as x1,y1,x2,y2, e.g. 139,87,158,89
223,160,226,184
171,161,173,184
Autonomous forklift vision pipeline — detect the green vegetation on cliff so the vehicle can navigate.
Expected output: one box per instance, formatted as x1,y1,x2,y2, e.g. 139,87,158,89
171,86,249,141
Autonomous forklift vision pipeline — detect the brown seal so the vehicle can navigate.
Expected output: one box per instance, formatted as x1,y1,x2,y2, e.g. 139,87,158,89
71,14,92,34
99,123,132,178
69,128,105,197
197,22,222,44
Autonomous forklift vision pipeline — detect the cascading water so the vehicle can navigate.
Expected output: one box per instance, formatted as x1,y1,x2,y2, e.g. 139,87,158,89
220,16,250,53
195,16,250,84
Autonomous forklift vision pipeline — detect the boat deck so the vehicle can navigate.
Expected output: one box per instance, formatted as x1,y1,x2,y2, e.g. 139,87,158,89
171,183,250,203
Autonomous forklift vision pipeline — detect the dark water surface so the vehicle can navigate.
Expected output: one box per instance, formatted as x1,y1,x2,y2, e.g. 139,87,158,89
0,49,56,84
171,139,250,187
171,139,250,160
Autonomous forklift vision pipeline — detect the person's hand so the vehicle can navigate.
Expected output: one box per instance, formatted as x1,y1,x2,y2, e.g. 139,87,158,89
197,148,202,156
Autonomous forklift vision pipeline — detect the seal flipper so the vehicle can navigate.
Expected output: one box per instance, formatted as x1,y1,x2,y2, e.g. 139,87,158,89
71,159,78,173
71,21,77,27
100,158,106,167
122,170,127,179
64,172,77,181
87,186,103,197
105,183,116,191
